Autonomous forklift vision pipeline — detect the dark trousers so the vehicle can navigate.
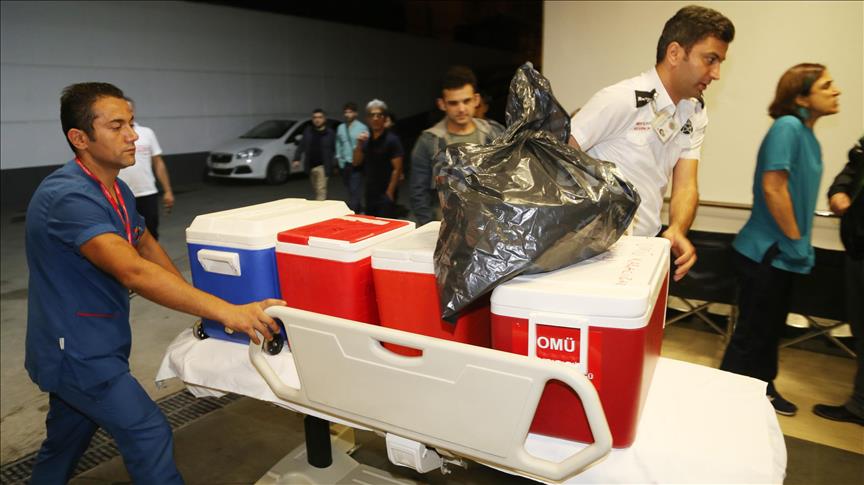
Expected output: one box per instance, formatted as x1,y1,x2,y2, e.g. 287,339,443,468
136,193,160,240
720,248,797,383
30,371,182,484
409,158,434,226
366,192,396,218
341,165,364,213
846,254,864,416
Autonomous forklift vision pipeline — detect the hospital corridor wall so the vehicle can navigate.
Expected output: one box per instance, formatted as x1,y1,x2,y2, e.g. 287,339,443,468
0,0,516,211
543,0,863,214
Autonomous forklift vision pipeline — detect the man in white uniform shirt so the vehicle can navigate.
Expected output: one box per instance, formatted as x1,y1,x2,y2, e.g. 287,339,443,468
118,98,174,240
569,5,734,281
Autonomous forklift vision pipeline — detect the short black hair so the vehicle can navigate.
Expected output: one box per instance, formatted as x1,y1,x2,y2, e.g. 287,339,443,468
312,108,325,116
60,82,126,152
441,66,477,93
343,102,358,112
656,5,735,64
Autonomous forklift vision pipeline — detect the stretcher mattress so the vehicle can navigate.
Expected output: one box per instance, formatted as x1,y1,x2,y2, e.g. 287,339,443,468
156,329,786,484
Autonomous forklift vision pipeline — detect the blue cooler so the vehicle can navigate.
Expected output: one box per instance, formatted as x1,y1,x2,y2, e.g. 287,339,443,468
186,198,351,347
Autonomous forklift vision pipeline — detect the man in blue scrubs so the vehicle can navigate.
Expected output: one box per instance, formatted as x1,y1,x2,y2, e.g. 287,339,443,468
26,82,284,483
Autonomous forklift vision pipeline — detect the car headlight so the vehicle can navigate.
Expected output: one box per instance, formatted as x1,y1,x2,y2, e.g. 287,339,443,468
236,148,262,159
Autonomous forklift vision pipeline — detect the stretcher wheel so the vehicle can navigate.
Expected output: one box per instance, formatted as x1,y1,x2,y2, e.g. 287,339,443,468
265,336,284,355
192,320,208,340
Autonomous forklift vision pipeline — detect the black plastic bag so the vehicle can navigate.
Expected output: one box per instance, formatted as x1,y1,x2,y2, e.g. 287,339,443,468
434,63,640,319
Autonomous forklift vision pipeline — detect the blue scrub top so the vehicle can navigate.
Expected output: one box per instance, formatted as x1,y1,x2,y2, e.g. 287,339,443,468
25,160,146,391
733,116,823,274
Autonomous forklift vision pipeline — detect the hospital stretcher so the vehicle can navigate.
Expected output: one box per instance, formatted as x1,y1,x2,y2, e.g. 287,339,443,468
157,306,787,484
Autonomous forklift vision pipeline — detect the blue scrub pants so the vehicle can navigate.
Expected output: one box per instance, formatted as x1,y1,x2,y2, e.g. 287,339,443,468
30,371,183,484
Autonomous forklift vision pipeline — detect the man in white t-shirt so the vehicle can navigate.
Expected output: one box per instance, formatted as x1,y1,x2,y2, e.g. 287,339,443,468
569,5,734,281
118,98,174,240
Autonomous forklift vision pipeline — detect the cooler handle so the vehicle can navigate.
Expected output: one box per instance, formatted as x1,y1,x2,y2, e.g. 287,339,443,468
528,311,589,375
197,249,242,277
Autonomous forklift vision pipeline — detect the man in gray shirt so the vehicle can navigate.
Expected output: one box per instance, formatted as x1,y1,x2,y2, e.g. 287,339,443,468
409,66,503,226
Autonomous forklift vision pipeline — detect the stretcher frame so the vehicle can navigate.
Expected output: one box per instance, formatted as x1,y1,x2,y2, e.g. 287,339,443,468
248,306,613,483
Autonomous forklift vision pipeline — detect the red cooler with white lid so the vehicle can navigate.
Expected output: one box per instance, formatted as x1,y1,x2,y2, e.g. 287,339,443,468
371,222,491,356
276,215,415,324
491,236,670,448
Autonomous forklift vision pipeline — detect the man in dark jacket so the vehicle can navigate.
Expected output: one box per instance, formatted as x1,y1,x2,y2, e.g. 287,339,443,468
293,109,336,200
813,137,864,426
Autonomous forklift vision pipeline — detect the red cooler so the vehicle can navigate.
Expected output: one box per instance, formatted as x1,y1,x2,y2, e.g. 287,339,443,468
276,215,414,324
371,222,491,356
491,236,670,448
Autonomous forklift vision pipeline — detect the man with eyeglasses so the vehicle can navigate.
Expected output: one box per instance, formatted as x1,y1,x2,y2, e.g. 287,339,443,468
353,99,403,217
293,108,336,200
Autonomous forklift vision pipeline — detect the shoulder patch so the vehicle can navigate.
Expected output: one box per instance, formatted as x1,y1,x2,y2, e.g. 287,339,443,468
635,89,656,108
680,120,693,135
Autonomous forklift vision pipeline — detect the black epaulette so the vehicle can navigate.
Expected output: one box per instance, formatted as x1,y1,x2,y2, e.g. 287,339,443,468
635,89,656,108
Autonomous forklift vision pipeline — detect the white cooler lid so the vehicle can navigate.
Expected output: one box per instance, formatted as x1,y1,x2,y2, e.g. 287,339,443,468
491,236,671,325
371,222,440,274
186,199,351,249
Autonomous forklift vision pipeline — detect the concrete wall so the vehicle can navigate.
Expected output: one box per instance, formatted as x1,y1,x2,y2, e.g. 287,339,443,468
0,1,516,210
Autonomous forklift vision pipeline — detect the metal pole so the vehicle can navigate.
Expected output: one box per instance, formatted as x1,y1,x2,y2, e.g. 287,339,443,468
304,415,332,468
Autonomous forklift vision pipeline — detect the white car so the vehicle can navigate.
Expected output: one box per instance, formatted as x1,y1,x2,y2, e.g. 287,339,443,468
206,118,341,184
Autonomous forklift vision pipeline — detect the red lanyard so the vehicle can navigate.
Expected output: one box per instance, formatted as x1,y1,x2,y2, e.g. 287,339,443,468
75,158,132,244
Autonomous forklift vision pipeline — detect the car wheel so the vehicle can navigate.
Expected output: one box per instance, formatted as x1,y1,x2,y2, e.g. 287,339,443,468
266,157,290,185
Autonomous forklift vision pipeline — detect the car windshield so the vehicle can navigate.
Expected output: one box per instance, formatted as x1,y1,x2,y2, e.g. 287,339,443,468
240,120,296,139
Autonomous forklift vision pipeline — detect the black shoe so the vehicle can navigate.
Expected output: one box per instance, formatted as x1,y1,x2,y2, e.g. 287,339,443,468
813,404,864,426
767,383,798,416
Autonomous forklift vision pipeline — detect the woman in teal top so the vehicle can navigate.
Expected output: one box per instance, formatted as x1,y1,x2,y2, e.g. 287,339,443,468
721,63,841,417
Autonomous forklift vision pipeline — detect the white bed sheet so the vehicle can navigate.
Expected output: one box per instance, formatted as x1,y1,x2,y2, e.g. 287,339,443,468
157,329,786,484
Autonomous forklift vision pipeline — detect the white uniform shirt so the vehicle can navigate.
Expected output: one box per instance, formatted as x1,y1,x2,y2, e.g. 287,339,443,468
571,68,707,236
118,124,163,197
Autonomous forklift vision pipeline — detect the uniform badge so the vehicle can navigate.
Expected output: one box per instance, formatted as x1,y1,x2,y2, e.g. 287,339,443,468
652,111,677,143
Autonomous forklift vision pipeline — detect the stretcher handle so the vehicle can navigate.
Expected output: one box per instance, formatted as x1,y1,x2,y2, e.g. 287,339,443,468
249,328,301,401
514,363,612,481
249,307,612,481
